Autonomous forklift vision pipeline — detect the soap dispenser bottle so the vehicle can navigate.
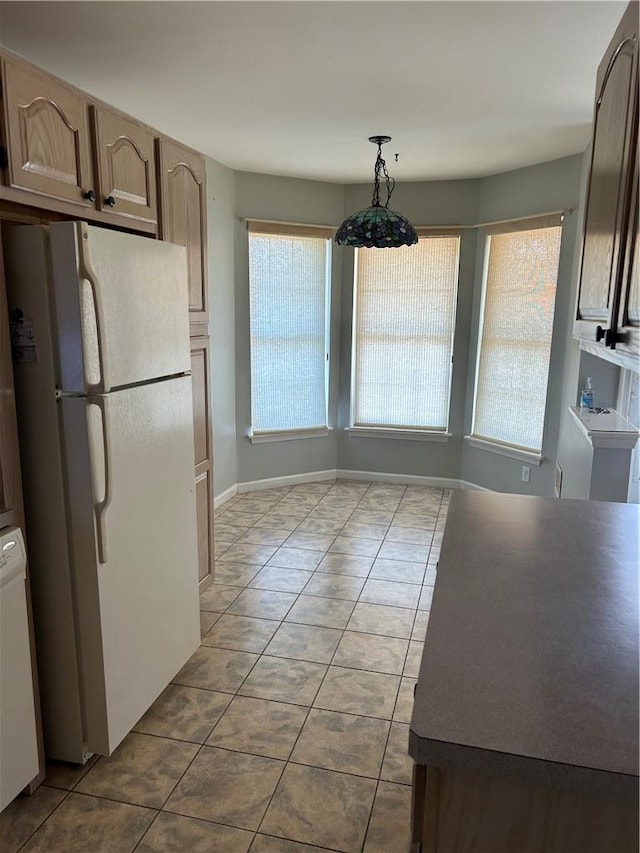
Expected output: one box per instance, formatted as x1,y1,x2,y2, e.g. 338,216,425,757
579,377,594,411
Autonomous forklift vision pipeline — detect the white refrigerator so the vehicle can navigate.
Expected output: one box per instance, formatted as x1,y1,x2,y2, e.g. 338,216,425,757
4,221,200,764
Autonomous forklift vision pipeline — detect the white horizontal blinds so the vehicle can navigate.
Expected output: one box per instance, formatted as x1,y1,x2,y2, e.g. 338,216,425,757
353,233,461,430
248,222,331,433
473,214,563,452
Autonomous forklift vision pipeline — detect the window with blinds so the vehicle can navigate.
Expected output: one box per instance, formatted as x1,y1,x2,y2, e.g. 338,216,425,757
471,214,563,454
351,233,461,431
248,222,332,436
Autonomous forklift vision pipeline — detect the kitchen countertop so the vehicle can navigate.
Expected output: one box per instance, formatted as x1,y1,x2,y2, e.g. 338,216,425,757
409,490,639,803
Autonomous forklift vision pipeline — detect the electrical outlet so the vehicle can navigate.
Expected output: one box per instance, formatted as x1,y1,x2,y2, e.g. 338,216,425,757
521,465,530,483
554,463,563,497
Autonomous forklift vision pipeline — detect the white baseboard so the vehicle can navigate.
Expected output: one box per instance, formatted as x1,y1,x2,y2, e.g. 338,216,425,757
220,469,473,500
236,469,337,493
213,483,238,509
459,479,492,491
336,469,461,489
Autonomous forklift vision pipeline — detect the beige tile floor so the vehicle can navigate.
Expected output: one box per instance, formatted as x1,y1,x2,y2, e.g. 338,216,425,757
1,479,448,853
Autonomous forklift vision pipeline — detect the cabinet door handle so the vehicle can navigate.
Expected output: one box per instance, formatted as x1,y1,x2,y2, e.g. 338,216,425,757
104,195,116,208
595,325,607,342
83,189,96,203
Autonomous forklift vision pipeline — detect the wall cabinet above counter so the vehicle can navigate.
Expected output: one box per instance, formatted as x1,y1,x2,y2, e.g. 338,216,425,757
574,2,639,366
91,104,157,223
157,139,208,324
1,55,157,229
0,49,209,326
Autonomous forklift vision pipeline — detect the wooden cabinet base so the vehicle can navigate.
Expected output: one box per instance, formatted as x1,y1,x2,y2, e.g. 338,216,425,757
411,764,638,853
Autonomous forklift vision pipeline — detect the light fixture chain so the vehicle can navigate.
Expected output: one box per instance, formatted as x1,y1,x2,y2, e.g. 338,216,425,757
383,158,395,207
371,140,395,209
372,142,383,207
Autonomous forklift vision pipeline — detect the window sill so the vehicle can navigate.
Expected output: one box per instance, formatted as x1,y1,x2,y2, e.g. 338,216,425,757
345,427,451,442
464,435,543,465
248,427,333,444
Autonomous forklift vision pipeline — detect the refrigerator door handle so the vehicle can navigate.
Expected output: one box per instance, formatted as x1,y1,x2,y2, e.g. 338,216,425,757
86,398,112,564
77,225,110,393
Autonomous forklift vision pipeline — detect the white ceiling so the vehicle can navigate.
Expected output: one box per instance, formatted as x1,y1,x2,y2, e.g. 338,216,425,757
0,1,627,183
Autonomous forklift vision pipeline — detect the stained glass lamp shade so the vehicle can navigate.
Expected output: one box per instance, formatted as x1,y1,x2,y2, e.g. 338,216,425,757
335,136,418,249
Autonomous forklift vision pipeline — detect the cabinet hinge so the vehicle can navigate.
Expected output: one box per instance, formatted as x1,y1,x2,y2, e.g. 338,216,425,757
0,146,7,170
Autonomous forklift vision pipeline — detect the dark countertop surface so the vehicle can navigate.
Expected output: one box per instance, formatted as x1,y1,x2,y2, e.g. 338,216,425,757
409,490,639,802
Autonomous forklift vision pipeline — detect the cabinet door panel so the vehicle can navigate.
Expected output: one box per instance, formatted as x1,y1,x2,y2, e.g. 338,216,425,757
195,470,213,587
190,339,210,467
157,140,208,322
190,336,213,589
2,57,94,207
92,106,157,223
575,5,638,344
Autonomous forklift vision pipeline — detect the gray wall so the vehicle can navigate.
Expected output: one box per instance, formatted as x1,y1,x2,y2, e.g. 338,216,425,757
336,179,480,480
576,352,621,409
208,151,625,502
555,148,591,500
234,172,345,485
460,155,585,496
206,157,237,497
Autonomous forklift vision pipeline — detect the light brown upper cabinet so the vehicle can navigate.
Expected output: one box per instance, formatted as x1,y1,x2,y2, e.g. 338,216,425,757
91,106,157,224
157,139,208,323
574,1,638,357
1,56,95,208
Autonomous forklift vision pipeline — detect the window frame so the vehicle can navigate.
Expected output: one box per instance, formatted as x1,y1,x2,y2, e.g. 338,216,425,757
466,214,564,462
348,229,461,440
246,220,333,442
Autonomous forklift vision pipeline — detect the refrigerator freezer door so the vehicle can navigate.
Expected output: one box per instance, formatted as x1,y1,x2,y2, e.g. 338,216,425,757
61,376,199,756
50,222,191,393
5,224,90,761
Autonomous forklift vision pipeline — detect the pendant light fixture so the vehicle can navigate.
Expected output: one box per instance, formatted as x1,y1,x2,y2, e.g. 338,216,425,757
335,135,418,248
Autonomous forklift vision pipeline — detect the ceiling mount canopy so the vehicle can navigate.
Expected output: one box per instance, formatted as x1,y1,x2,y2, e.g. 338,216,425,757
335,135,418,249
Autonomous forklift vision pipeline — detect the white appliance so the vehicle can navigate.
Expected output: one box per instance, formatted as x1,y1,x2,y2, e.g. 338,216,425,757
4,222,200,763
0,526,39,810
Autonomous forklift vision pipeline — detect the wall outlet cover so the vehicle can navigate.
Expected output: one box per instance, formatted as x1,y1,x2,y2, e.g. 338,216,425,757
554,463,563,497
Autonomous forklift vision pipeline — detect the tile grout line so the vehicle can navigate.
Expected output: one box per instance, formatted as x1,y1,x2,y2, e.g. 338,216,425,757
250,480,410,851
243,481,363,849
226,477,431,841
15,788,72,853
213,481,438,703
221,480,392,849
